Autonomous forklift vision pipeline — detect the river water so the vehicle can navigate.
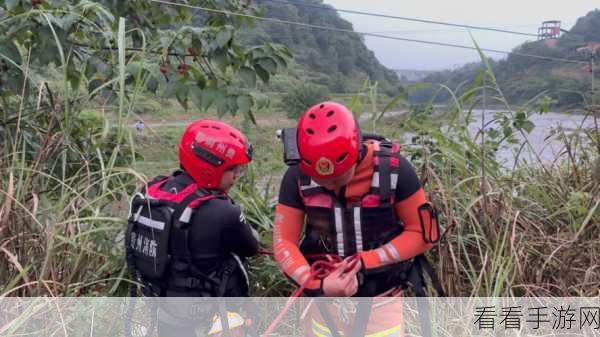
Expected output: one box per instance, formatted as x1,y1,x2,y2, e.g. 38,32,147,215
465,110,597,166
365,109,598,166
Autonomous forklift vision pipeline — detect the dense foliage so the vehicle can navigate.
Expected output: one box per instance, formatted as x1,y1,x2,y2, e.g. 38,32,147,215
0,0,290,296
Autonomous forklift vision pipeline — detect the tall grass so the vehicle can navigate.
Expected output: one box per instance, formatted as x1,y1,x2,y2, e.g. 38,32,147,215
1,24,598,297
393,56,600,296
0,17,142,296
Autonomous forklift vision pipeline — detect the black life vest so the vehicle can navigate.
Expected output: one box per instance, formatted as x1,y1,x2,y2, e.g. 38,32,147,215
125,173,248,297
298,137,444,296
299,139,403,258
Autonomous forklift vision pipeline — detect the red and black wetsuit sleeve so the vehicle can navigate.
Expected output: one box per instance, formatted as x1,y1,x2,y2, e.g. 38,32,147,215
360,155,436,270
273,166,325,295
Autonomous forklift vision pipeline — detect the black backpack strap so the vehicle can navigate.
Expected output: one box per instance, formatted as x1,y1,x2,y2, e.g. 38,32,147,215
169,189,224,293
417,254,445,296
374,141,394,203
349,298,373,337
362,133,388,142
170,189,216,257
315,300,343,337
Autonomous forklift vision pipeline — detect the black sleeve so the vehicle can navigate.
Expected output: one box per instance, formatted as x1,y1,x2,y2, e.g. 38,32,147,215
221,204,260,257
395,155,422,201
277,166,305,210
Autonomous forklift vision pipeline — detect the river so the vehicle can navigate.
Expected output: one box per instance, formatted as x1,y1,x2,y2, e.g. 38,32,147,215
366,109,598,166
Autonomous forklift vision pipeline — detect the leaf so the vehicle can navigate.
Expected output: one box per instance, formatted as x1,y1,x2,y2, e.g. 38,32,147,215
215,29,231,49
521,120,535,134
236,94,253,115
126,62,142,78
0,39,22,66
176,90,189,111
88,79,103,95
215,94,229,116
378,93,406,121
67,65,81,92
200,88,218,111
161,80,178,98
271,54,288,68
257,57,277,74
254,64,270,83
487,128,500,140
6,0,20,10
189,66,206,88
190,86,203,109
239,66,256,87
146,78,158,93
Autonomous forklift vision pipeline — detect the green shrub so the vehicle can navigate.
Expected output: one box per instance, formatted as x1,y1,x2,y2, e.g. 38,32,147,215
279,84,331,118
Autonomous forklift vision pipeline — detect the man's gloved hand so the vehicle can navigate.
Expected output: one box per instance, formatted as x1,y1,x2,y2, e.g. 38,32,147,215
322,257,362,297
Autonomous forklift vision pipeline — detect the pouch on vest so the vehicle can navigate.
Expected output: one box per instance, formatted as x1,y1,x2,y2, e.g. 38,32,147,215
418,202,440,244
126,194,172,281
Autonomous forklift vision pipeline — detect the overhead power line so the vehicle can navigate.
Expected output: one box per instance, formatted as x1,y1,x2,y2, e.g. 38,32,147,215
258,0,539,37
147,0,587,65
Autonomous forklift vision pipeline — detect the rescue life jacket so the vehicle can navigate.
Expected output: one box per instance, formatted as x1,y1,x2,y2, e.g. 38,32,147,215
298,135,443,296
125,173,248,297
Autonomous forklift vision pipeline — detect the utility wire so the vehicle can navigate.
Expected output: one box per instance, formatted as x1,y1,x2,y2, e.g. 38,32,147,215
147,0,587,65
257,0,539,37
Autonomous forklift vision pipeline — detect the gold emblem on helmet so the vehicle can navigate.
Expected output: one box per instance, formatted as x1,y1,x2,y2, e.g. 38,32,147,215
315,157,334,176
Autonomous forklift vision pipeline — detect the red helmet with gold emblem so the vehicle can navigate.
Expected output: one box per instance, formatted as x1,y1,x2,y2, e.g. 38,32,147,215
297,102,360,179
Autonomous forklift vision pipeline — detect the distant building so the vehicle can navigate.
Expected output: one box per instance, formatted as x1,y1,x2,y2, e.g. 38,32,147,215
538,21,561,47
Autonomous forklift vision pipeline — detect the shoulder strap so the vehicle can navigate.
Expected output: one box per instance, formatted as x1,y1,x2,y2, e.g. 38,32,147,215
170,189,223,258
371,140,403,204
373,141,393,203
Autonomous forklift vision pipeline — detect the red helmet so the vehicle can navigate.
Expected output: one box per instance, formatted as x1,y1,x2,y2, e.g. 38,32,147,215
297,102,360,179
179,119,252,189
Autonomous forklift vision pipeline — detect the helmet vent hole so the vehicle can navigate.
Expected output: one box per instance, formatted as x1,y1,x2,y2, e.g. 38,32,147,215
320,104,325,109
309,113,316,119
327,125,337,133
230,132,238,139
212,126,221,130
326,110,335,117
336,153,348,163
201,125,210,128
306,128,315,135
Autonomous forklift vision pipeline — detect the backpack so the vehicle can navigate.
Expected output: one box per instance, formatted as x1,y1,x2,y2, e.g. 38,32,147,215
125,174,230,296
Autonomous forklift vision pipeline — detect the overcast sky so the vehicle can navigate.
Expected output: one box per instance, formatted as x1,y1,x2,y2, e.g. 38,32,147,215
324,1,598,70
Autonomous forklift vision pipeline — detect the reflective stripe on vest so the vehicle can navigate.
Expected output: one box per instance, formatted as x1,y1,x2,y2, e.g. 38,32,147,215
334,206,345,257
353,207,363,252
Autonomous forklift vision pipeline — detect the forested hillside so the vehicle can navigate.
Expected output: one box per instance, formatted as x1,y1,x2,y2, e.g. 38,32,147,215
243,0,401,95
412,9,600,108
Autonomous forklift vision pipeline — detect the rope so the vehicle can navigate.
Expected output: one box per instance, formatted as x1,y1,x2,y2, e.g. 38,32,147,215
260,254,360,337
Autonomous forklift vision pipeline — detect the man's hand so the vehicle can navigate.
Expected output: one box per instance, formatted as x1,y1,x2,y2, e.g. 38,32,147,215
322,257,362,296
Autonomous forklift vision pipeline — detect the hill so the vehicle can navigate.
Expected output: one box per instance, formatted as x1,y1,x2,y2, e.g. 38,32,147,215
241,0,401,95
412,9,600,108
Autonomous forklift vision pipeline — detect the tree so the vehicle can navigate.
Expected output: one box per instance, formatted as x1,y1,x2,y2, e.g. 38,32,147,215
0,0,292,119
0,0,291,295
